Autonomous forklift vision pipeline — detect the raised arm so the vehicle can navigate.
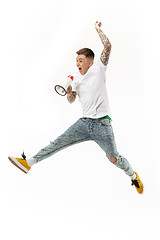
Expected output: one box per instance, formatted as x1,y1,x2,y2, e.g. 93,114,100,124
95,21,111,66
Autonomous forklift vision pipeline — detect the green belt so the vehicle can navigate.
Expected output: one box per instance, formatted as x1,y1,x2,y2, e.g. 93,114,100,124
99,115,111,119
88,115,111,120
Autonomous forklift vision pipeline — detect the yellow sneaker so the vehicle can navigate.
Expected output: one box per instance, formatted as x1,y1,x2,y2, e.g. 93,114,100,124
131,172,143,194
8,152,31,174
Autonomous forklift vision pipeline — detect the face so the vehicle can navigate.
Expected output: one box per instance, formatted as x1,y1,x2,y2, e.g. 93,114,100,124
76,54,93,75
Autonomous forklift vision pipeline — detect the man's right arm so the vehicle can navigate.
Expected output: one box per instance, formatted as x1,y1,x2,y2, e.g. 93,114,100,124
95,21,111,66
66,86,77,103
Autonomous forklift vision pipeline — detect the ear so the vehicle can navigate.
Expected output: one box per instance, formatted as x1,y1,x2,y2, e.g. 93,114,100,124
89,60,93,67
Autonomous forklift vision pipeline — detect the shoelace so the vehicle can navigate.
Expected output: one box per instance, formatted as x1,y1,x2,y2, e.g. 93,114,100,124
21,151,26,160
131,179,140,188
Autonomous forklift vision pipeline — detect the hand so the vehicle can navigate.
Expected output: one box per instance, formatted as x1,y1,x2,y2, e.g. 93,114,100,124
95,21,102,31
66,85,72,96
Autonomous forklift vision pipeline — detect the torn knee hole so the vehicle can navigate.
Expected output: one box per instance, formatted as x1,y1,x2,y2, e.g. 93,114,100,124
108,157,117,164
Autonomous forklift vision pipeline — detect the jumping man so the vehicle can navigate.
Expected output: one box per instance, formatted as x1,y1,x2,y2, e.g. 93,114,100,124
8,21,143,194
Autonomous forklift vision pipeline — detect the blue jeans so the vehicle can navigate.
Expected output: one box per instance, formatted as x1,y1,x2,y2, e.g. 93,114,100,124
33,118,134,177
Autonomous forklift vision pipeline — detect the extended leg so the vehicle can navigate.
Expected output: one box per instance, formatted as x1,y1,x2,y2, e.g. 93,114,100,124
8,119,91,173
33,118,91,162
92,119,134,177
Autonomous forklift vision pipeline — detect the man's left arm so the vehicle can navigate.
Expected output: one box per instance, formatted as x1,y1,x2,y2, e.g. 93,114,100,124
95,21,111,66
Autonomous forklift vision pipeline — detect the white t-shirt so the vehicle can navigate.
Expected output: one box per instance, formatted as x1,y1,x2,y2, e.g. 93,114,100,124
71,59,111,119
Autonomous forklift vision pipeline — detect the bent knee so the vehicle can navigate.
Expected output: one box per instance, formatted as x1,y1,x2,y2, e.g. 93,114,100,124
108,157,117,164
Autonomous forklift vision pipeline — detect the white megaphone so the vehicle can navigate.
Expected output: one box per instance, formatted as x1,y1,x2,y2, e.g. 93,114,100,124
54,75,74,96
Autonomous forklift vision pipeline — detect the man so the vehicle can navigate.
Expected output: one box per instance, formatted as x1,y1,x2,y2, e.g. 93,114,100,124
8,21,143,194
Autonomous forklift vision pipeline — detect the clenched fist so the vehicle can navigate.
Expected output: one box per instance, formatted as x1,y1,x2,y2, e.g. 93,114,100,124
66,85,72,96
95,21,102,31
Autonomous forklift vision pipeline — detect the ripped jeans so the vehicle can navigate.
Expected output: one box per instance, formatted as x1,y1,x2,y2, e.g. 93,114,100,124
33,118,134,177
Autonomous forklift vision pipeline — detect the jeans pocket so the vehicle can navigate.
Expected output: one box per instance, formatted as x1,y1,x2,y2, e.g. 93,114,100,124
100,119,111,126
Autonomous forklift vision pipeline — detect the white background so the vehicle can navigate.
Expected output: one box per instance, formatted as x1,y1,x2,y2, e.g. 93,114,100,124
0,0,160,239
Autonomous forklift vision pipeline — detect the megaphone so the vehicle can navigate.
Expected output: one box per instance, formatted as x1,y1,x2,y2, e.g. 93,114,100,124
54,75,74,96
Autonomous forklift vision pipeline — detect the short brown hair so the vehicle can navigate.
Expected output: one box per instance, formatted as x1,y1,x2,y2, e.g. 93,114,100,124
76,48,95,59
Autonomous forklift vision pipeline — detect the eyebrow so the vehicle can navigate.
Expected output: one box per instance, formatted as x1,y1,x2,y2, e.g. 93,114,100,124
77,58,83,61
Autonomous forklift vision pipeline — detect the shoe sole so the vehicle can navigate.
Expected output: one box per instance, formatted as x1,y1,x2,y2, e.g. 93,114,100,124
134,172,144,194
138,182,144,194
8,156,28,174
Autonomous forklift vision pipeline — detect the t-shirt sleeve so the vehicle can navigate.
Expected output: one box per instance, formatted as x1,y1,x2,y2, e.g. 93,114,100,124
94,58,108,72
99,59,108,71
